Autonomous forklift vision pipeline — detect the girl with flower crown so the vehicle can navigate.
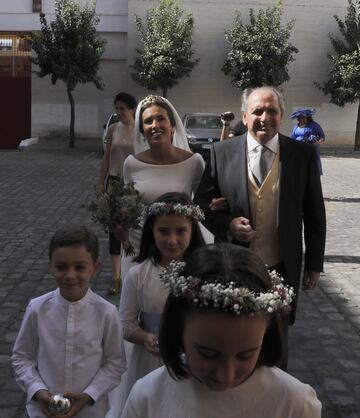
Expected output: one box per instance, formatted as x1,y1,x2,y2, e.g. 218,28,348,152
115,95,213,279
119,192,205,404
121,243,321,418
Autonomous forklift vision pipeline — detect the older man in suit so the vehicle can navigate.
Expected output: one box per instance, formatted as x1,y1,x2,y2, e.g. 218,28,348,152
195,87,326,367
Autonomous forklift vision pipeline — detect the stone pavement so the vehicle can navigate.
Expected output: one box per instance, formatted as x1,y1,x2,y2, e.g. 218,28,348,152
0,140,359,417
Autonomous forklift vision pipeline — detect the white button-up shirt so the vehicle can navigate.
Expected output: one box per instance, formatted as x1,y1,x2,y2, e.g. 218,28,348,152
12,288,126,418
247,133,279,174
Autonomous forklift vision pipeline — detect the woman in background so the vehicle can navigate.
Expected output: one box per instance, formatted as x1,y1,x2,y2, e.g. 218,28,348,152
290,108,325,175
98,92,137,294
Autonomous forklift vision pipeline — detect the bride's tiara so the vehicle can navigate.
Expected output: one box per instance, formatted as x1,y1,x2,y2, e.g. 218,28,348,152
160,260,294,315
139,202,205,224
141,95,167,108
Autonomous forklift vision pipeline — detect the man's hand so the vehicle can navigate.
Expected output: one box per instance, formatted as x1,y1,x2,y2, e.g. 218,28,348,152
229,217,256,243
302,271,320,290
59,392,93,418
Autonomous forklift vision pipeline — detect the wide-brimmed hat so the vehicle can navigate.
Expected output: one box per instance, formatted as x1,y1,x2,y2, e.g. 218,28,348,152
289,107,316,120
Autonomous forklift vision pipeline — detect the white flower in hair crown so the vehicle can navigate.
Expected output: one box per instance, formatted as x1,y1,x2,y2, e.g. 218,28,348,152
138,202,205,225
159,260,295,315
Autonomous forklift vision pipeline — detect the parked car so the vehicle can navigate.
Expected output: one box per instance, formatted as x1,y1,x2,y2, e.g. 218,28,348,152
182,113,223,157
102,113,119,152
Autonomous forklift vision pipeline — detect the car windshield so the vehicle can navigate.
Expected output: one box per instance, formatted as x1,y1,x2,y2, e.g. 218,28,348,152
185,115,222,129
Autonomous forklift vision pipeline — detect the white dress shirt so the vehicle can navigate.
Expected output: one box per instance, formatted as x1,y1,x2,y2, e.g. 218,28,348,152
12,288,126,418
246,133,279,175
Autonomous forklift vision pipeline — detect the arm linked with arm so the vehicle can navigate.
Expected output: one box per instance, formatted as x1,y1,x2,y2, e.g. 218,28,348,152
190,153,205,196
194,146,234,241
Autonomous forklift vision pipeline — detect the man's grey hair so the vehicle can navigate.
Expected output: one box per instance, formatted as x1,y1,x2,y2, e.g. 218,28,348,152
241,87,285,115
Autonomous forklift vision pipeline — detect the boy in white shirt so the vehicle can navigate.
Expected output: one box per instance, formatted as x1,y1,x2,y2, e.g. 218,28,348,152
12,224,126,418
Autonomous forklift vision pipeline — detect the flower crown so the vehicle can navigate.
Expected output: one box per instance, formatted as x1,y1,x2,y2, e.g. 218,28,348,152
159,260,294,315
138,202,205,224
141,95,166,108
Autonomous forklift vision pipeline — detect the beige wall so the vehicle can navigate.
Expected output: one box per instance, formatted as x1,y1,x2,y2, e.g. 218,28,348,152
128,0,352,145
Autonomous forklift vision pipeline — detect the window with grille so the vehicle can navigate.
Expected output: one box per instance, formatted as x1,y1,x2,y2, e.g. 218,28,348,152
0,33,32,77
33,0,42,13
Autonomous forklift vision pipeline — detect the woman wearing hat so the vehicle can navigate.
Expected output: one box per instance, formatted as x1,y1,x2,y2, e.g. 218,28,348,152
290,108,325,175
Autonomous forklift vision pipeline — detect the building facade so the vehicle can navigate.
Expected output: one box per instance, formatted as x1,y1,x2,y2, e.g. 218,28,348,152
0,0,128,147
128,0,352,146
0,0,353,147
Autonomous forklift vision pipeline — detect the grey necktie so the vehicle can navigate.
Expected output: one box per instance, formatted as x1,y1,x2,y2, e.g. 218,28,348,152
252,145,269,186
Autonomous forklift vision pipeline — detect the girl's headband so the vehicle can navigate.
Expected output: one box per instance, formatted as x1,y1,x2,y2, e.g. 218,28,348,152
160,260,294,315
139,202,205,224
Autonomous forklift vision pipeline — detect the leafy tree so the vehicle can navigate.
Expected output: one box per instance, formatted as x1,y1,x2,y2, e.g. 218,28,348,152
31,0,106,148
316,0,360,150
131,0,199,98
222,1,298,89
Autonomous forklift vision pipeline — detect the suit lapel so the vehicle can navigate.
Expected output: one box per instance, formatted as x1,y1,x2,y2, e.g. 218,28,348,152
279,135,295,185
278,135,296,224
231,136,251,220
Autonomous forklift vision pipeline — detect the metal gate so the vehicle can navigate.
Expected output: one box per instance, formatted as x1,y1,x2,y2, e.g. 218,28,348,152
0,32,32,149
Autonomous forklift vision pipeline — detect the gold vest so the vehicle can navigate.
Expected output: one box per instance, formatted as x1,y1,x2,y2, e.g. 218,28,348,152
248,150,280,267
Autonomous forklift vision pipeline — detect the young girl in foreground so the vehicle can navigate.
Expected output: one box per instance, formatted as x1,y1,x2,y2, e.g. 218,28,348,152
119,192,205,400
121,243,321,418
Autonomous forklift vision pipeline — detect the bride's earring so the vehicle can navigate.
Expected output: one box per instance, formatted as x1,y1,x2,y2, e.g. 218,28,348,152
180,352,187,365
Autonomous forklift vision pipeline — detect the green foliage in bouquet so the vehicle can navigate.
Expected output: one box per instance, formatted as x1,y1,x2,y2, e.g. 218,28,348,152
88,179,144,255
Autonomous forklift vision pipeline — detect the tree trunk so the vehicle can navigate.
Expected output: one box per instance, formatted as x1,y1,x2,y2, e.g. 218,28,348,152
162,86,168,98
355,100,360,151
67,86,75,148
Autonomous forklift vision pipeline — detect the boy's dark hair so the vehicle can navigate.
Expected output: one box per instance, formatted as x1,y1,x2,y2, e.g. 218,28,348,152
114,92,138,110
134,192,205,265
159,243,284,380
49,224,99,262
138,97,176,134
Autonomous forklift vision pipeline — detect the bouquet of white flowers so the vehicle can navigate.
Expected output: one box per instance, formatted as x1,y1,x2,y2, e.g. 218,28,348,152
88,178,144,256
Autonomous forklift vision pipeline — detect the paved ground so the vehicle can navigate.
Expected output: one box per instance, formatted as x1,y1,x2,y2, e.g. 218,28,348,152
0,139,359,417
